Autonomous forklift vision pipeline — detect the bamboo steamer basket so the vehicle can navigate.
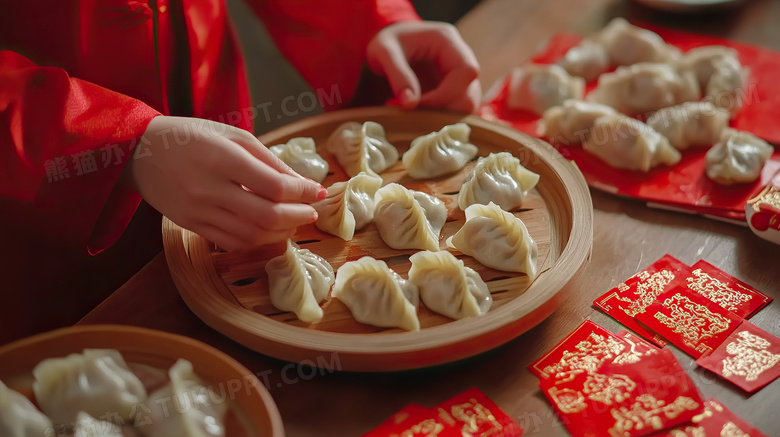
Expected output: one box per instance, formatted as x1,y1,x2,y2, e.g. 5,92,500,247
0,324,283,437
162,107,593,372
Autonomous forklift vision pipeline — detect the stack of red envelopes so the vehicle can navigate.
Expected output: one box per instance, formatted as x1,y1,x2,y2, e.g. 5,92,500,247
530,320,770,436
361,387,524,437
593,255,780,394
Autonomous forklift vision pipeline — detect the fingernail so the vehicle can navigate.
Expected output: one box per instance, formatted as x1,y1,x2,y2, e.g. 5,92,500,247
317,186,328,200
309,211,319,224
401,89,414,104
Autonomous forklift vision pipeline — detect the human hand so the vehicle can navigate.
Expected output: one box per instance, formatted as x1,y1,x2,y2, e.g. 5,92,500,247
366,21,481,113
124,116,325,251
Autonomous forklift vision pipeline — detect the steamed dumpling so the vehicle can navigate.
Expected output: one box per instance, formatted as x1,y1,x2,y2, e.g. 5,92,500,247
447,202,538,278
402,123,478,179
705,128,773,185
73,412,123,437
326,121,399,177
587,63,700,115
538,99,618,145
140,359,227,437
458,152,540,211
265,239,335,323
557,39,610,82
269,137,329,183
374,183,446,252
312,172,382,241
646,102,729,150
706,55,748,119
507,64,585,115
595,18,680,66
33,349,147,426
332,257,420,331
408,250,492,320
0,379,52,437
585,114,681,172
677,46,740,92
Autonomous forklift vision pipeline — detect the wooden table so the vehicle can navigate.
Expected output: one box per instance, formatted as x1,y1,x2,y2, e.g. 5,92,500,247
80,0,780,435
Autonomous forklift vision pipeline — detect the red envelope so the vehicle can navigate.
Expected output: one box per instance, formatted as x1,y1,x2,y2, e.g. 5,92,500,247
593,255,689,346
530,320,638,380
675,260,772,319
635,285,743,359
617,330,662,358
648,398,770,437
480,25,780,222
434,388,524,437
362,404,460,437
541,349,704,437
696,320,780,393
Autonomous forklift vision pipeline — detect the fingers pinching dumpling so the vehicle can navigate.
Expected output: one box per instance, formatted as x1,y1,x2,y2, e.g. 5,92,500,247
705,128,773,185
312,172,382,241
595,18,680,66
374,183,446,252
32,349,147,426
646,102,729,151
507,64,585,115
408,251,492,320
269,137,329,183
402,123,478,179
447,202,538,278
140,359,227,437
458,152,540,211
538,100,618,146
326,121,399,177
585,114,681,172
587,63,700,115
265,239,335,323
0,379,52,437
332,257,420,331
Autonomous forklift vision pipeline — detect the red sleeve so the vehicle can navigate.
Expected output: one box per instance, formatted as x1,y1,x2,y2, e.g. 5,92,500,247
245,0,421,110
0,50,161,254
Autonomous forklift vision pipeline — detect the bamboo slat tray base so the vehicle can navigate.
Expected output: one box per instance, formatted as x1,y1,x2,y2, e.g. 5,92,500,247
163,107,593,372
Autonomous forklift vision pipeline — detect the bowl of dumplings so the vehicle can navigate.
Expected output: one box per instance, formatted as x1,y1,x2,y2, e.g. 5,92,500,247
162,106,593,372
0,324,284,437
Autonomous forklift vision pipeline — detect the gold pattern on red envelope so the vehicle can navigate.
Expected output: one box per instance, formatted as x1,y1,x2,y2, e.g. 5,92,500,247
435,388,524,436
648,398,770,437
529,320,652,380
636,287,742,359
748,185,780,213
696,321,780,393
680,260,771,319
610,394,701,436
594,255,689,346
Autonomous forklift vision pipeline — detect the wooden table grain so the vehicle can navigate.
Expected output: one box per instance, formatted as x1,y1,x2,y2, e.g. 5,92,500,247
80,1,780,435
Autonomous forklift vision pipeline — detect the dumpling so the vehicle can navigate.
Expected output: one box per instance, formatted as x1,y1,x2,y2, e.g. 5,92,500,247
312,172,382,241
458,152,540,211
332,256,420,331
557,39,610,82
408,250,492,320
326,121,399,177
447,202,538,277
585,114,681,172
677,46,739,92
538,99,618,145
73,412,123,437
374,183,446,251
705,128,773,185
33,349,147,426
587,63,700,115
265,239,335,323
0,379,52,437
646,102,729,150
402,123,478,179
269,137,329,183
139,359,227,437
706,55,748,119
506,64,585,115
595,18,680,66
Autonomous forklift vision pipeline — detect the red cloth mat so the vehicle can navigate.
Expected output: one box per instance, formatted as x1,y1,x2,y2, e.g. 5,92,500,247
480,26,780,221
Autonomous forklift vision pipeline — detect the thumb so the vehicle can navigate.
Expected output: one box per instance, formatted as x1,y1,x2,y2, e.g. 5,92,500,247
367,37,421,110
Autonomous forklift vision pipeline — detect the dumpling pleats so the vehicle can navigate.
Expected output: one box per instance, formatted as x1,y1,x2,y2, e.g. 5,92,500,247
374,183,446,251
